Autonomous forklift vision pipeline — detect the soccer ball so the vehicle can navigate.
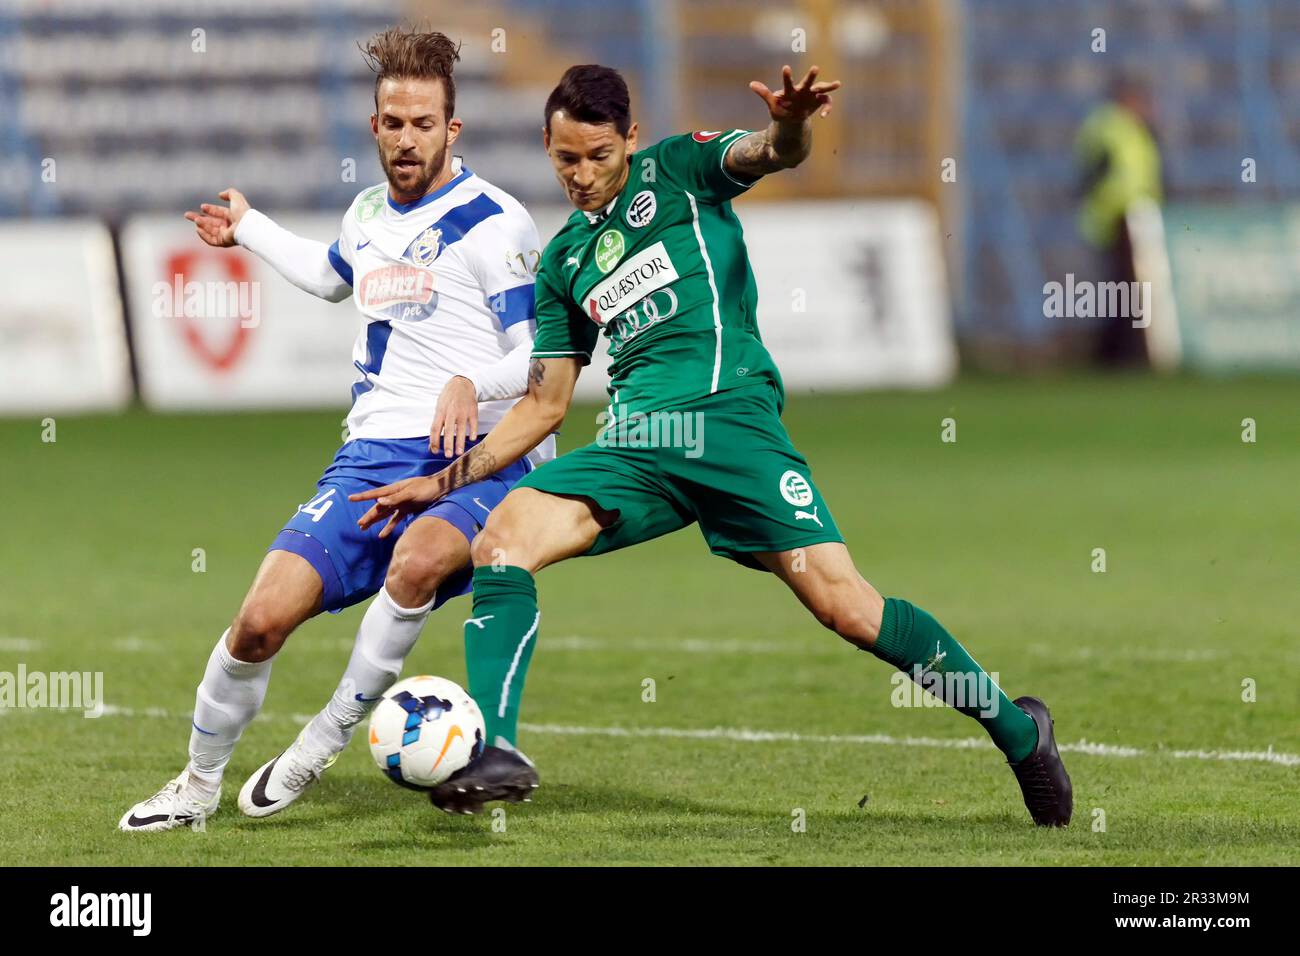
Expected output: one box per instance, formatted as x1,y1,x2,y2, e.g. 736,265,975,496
368,675,485,790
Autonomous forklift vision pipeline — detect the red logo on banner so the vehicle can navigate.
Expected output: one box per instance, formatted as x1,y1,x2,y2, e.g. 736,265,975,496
164,249,254,373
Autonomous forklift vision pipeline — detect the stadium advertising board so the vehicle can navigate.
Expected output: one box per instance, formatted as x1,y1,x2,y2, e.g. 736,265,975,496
0,220,131,413
121,215,358,410
1142,202,1300,373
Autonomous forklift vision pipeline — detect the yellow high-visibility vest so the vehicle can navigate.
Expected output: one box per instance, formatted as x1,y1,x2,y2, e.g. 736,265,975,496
1076,103,1163,248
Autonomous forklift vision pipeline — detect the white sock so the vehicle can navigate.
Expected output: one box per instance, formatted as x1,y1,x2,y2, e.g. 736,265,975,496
186,630,273,798
302,586,435,756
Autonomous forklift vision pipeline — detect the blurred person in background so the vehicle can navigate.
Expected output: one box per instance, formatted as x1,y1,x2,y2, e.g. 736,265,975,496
1075,73,1163,367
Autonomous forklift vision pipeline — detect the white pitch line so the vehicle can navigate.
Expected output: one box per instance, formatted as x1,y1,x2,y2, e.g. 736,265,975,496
518,723,1299,767
540,636,1300,666
1026,643,1229,664
111,637,153,653
32,704,1299,769
0,637,40,652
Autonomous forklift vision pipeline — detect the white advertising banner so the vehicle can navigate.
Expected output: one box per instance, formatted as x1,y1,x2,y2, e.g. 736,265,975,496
121,214,358,410
0,220,131,414
531,199,956,402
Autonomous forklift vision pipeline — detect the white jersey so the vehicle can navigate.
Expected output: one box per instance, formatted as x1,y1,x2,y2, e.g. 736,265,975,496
326,160,548,449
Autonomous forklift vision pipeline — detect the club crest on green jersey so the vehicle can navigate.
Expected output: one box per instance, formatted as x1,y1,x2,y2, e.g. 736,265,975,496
595,229,625,273
356,186,385,222
626,190,657,228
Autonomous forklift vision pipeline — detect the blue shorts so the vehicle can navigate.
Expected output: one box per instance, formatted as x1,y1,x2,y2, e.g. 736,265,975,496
269,436,531,613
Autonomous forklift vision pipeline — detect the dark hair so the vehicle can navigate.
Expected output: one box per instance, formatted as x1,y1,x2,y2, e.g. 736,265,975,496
544,64,631,136
360,25,460,121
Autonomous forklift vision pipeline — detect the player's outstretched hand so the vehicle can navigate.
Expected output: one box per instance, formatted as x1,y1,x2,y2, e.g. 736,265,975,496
350,475,445,538
430,375,479,457
749,65,841,122
183,187,251,247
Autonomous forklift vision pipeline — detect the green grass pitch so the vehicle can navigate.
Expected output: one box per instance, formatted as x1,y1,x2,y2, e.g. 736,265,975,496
1,375,1297,865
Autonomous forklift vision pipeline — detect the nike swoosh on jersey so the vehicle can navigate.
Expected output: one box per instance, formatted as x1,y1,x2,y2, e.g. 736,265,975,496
356,239,372,251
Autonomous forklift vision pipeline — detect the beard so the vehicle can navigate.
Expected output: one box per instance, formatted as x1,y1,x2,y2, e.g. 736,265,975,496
380,139,448,201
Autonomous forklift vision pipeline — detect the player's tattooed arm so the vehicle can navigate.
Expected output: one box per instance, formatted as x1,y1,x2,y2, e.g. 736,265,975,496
441,444,500,494
725,128,807,178
350,357,582,537
728,65,841,178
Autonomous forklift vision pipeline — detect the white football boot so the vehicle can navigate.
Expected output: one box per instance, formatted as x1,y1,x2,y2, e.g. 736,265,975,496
118,768,220,832
237,728,339,818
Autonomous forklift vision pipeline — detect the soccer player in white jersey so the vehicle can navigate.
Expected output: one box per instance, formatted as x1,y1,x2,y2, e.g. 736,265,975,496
119,27,549,831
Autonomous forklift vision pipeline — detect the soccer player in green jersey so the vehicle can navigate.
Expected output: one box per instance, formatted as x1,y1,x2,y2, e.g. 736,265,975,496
353,64,1073,826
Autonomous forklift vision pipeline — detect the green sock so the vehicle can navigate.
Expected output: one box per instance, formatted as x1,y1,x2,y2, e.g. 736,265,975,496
871,597,1038,763
463,565,540,750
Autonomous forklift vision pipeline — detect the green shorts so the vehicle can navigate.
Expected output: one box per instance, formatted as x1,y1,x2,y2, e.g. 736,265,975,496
515,383,843,569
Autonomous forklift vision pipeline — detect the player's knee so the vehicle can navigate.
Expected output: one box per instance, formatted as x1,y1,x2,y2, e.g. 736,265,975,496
385,544,457,607
228,602,293,663
812,584,882,649
469,519,511,569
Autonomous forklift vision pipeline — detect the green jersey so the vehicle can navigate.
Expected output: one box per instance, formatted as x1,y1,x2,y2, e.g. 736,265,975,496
531,130,785,416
